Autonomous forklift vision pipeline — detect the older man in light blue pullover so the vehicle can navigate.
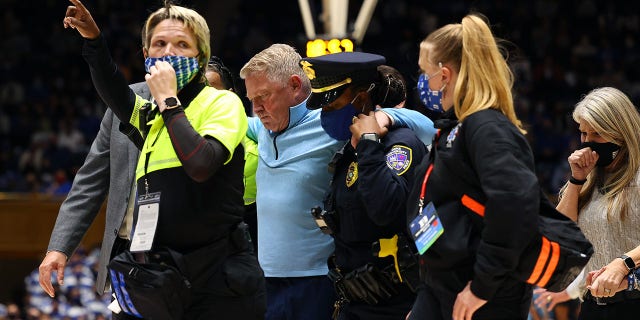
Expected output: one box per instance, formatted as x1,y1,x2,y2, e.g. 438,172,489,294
241,44,436,320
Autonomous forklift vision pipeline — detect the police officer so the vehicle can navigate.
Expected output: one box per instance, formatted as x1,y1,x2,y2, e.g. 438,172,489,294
300,52,428,319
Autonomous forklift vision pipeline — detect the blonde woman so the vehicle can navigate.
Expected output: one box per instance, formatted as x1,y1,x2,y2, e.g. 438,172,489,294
553,87,640,319
406,13,539,319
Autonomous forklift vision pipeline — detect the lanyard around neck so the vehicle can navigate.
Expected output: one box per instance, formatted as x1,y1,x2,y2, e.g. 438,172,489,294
142,121,165,195
418,164,434,213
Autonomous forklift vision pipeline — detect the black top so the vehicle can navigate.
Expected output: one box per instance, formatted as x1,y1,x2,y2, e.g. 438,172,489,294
406,108,539,300
328,127,428,272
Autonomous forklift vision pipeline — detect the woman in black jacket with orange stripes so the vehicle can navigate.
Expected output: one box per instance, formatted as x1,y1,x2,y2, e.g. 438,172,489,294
406,13,539,320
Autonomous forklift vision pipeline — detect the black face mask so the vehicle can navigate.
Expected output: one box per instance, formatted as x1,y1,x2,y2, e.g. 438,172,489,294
580,141,621,167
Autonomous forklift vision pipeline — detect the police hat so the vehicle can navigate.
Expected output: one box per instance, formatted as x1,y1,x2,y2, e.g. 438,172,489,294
300,52,386,110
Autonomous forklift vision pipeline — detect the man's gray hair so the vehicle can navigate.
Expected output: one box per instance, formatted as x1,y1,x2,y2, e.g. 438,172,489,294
240,44,310,90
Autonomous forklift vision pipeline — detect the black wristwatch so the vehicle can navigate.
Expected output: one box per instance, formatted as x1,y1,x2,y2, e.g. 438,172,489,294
360,133,381,143
162,97,181,112
620,254,635,271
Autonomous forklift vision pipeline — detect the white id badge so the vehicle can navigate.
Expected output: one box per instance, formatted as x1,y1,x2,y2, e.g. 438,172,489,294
129,192,161,252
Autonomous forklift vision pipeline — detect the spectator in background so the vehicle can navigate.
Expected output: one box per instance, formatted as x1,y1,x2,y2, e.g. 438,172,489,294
205,55,259,253
43,168,72,196
2,1,640,198
5,302,22,320
56,118,85,154
536,87,640,319
206,55,238,92
0,303,7,320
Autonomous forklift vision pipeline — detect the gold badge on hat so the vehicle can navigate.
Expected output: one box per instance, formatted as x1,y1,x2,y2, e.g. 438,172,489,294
300,60,316,80
346,161,358,187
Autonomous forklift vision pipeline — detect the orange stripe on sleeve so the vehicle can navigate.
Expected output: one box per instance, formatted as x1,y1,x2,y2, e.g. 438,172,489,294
526,236,550,284
537,241,560,287
461,194,485,217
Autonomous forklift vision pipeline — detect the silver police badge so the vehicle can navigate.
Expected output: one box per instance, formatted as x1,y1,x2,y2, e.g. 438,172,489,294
386,145,412,175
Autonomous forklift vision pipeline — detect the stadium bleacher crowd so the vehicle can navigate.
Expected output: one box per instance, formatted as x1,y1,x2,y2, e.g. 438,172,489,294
0,0,638,318
1,0,639,196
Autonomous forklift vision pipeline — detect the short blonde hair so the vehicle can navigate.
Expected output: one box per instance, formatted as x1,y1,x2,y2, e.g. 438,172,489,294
141,3,210,83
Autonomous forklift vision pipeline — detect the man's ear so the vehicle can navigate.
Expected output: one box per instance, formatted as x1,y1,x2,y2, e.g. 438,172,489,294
289,74,302,91
142,47,148,59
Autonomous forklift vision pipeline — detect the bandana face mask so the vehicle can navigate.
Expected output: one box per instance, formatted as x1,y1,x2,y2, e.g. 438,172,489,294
145,56,200,90
580,141,621,167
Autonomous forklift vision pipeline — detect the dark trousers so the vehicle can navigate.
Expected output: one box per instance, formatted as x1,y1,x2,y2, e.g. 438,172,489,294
579,295,640,319
111,245,266,320
265,276,335,320
338,285,415,320
408,281,531,320
244,203,258,254
114,293,264,320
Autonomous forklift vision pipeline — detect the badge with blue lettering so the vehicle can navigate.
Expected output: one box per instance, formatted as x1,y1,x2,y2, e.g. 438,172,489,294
409,202,444,254
386,145,412,175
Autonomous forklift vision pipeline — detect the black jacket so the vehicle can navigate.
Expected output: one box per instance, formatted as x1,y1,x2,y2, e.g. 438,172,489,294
407,109,539,300
329,127,428,272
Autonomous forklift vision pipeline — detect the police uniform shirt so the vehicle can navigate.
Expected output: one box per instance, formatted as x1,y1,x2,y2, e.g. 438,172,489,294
331,127,428,272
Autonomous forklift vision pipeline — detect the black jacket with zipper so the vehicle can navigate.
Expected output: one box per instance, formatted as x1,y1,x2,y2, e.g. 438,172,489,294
407,108,539,301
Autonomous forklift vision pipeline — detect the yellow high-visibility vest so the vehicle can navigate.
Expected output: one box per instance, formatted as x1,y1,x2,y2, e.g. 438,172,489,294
131,86,248,180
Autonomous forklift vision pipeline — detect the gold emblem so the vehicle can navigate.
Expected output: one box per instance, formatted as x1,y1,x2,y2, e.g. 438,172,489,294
346,161,358,187
300,60,316,80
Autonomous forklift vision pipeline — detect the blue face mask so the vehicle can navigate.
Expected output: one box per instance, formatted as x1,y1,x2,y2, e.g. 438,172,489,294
417,73,444,113
145,55,200,90
321,104,359,141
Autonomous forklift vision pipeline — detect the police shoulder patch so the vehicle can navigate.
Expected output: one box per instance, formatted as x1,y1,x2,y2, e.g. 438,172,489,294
386,145,412,176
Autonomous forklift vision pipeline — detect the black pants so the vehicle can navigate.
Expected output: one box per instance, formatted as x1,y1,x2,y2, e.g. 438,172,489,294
265,276,335,320
244,202,258,254
113,250,265,320
408,280,531,320
579,294,640,319
111,231,266,320
338,285,415,320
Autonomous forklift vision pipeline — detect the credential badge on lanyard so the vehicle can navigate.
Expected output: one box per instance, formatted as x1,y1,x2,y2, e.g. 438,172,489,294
409,164,444,254
130,191,161,252
130,121,164,252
